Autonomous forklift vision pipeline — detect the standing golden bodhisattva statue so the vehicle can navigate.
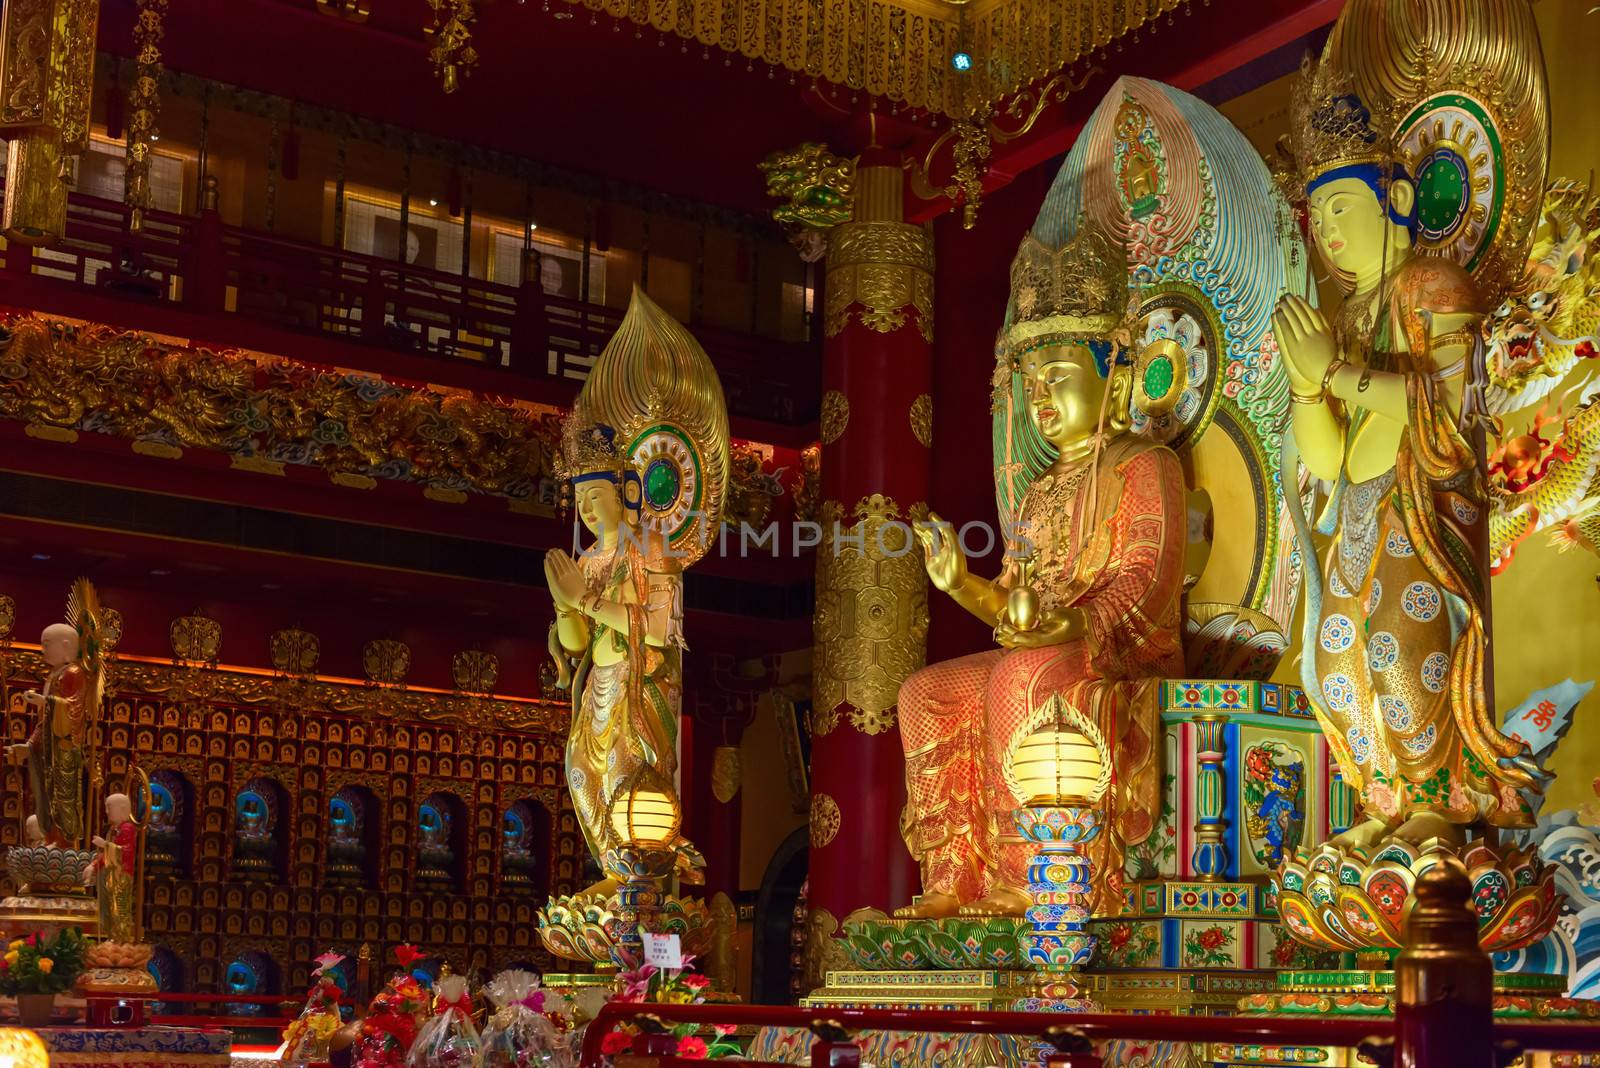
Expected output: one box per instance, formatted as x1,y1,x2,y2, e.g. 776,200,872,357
896,221,1188,918
1275,0,1550,842
545,288,730,898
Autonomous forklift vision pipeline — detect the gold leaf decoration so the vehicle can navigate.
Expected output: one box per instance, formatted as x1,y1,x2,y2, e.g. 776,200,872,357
909,393,933,448
363,639,411,686
809,793,841,849
551,0,1178,123
452,649,499,695
711,745,741,804
825,222,935,342
820,390,849,445
269,628,320,678
813,496,931,736
169,614,221,666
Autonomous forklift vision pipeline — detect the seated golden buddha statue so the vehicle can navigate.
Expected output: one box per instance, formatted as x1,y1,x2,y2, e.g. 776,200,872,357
1273,53,1544,845
896,221,1187,918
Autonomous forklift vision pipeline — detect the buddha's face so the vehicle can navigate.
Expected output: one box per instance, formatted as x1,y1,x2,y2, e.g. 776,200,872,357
575,477,624,539
1307,175,1412,276
1021,343,1111,448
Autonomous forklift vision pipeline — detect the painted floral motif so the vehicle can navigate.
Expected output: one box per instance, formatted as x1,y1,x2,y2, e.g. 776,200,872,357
1379,695,1412,730
1098,921,1161,968
1322,673,1356,713
1401,581,1442,622
1346,726,1372,765
1319,613,1356,653
1183,923,1237,967
1367,631,1400,671
1366,578,1383,614
1328,568,1354,598
1420,652,1449,694
1399,724,1439,758
1243,742,1305,868
1450,497,1480,525
1385,529,1415,557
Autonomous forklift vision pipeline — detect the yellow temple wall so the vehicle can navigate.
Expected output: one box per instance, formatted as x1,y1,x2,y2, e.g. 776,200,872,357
1221,0,1600,815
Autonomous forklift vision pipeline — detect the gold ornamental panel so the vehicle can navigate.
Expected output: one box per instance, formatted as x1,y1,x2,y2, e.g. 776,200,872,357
820,390,849,444
710,745,741,804
809,792,841,848
552,0,1180,122
813,494,930,736
825,222,935,342
909,393,933,448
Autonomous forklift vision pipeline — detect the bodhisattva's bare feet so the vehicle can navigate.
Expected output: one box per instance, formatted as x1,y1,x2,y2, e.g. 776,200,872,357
957,887,1030,917
892,891,962,920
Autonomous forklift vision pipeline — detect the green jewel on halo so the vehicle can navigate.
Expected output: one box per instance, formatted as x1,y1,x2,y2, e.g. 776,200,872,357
644,458,680,509
1144,353,1175,400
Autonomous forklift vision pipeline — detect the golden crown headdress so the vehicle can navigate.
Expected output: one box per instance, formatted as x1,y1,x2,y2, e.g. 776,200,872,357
1286,57,1400,192
1000,219,1129,362
554,404,633,485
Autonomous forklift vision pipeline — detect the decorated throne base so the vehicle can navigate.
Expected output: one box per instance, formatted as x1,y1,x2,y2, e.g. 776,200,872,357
536,889,712,973
1273,836,1561,956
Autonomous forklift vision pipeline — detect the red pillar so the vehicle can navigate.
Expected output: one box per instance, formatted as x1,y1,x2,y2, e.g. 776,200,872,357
805,148,930,964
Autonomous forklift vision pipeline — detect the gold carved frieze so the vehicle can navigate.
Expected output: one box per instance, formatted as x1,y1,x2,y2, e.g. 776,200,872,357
825,222,935,342
363,639,411,687
0,313,561,504
0,313,794,516
7,646,565,734
812,494,930,736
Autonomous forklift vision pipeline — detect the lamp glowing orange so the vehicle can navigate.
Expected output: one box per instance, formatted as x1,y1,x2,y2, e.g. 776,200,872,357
609,770,682,847
0,1027,49,1068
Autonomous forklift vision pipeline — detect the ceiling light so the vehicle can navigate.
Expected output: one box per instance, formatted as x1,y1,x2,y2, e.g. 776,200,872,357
30,553,50,561
951,51,972,71
151,568,171,576
429,198,439,207
530,223,538,231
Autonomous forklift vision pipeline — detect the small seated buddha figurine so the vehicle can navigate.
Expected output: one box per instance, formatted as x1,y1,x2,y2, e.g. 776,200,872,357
1273,57,1541,845
896,220,1188,918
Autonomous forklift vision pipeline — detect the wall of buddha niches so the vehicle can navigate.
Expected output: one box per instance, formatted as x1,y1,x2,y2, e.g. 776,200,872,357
0,644,582,996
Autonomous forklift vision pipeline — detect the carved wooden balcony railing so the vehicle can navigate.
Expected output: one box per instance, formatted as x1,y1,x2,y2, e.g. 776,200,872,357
0,189,819,426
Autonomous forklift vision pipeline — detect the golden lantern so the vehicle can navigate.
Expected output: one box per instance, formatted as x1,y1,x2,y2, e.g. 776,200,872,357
609,769,682,848
0,1027,49,1068
1006,694,1111,807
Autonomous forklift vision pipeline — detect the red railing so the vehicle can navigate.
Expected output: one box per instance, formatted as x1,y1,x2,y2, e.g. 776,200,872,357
582,1002,1600,1068
0,190,819,425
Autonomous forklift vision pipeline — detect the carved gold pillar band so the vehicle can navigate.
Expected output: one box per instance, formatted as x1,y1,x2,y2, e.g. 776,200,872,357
824,221,935,342
0,0,100,244
812,494,930,736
